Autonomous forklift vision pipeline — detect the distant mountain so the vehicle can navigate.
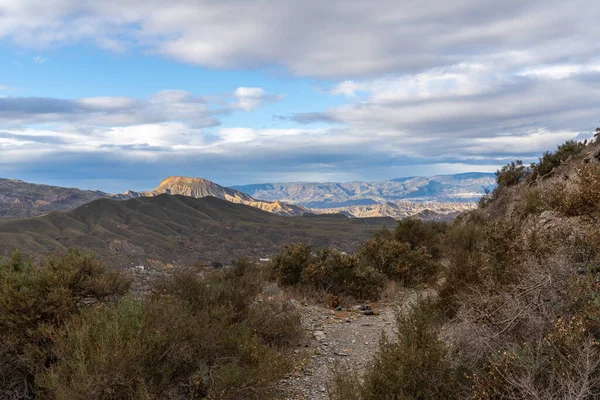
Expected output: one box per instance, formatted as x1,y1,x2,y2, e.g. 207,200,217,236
0,195,395,266
312,201,476,220
0,178,117,218
0,176,307,219
231,173,496,207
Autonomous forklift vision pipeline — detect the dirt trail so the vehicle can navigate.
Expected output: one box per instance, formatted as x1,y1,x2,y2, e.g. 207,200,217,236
276,301,397,399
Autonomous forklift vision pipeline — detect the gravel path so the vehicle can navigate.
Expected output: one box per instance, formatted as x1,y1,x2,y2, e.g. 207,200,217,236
276,301,397,399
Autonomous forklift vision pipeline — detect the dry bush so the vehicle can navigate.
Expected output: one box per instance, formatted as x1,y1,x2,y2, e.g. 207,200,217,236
36,260,298,399
544,163,600,218
471,316,600,400
331,298,460,400
0,250,129,399
247,299,303,347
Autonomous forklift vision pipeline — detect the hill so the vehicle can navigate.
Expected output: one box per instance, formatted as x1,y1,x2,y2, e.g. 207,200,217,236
231,172,496,207
0,195,395,266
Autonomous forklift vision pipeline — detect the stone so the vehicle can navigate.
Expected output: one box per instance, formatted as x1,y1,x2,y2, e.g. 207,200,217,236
313,330,327,342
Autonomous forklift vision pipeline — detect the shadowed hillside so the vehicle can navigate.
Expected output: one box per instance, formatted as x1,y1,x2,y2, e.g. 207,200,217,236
0,195,395,266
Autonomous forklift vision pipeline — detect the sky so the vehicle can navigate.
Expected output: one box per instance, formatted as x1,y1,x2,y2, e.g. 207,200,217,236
0,0,599,193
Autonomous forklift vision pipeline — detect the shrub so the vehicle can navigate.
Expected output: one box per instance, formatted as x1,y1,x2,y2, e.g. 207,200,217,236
533,140,584,179
331,299,459,400
523,187,548,215
36,261,297,399
247,300,303,347
394,218,446,259
302,249,384,300
545,163,600,217
0,250,129,399
270,243,313,285
471,316,600,399
438,221,484,317
357,228,437,285
496,160,531,187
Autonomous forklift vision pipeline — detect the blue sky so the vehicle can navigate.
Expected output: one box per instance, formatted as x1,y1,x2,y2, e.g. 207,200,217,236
1,0,599,192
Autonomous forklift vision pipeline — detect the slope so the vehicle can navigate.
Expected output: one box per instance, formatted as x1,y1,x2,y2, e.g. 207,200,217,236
0,195,396,266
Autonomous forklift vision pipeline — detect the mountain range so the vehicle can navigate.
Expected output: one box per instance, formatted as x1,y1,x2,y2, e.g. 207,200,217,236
231,172,496,207
0,195,395,266
0,173,493,221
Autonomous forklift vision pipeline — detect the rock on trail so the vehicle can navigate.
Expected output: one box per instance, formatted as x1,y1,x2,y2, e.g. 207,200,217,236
276,302,396,399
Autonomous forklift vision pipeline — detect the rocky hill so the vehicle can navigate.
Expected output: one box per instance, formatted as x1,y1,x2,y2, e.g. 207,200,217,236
231,172,496,207
126,176,307,216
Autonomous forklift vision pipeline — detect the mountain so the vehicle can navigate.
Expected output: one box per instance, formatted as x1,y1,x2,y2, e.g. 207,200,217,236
0,176,307,219
128,176,307,216
231,172,496,207
0,195,396,266
0,178,117,218
312,201,476,220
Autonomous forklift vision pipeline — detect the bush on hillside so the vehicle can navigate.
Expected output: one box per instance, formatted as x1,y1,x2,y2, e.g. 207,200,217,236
496,160,531,187
533,139,585,179
472,315,600,399
545,163,600,217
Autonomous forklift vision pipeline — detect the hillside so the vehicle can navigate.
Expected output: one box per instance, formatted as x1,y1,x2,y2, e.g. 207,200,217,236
0,195,395,266
231,172,496,207
0,178,115,218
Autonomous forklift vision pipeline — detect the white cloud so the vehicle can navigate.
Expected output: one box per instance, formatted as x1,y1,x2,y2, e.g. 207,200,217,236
32,56,47,64
0,0,598,78
233,87,282,111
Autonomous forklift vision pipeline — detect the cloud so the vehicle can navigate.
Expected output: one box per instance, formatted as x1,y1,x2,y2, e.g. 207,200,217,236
0,87,279,128
32,56,47,64
1,1,600,189
233,87,283,111
0,0,598,78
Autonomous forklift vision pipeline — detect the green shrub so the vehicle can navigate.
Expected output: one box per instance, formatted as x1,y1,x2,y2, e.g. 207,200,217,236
533,140,584,179
438,221,484,317
270,243,313,285
496,160,531,187
357,228,438,285
302,249,384,300
331,299,459,400
394,218,446,258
